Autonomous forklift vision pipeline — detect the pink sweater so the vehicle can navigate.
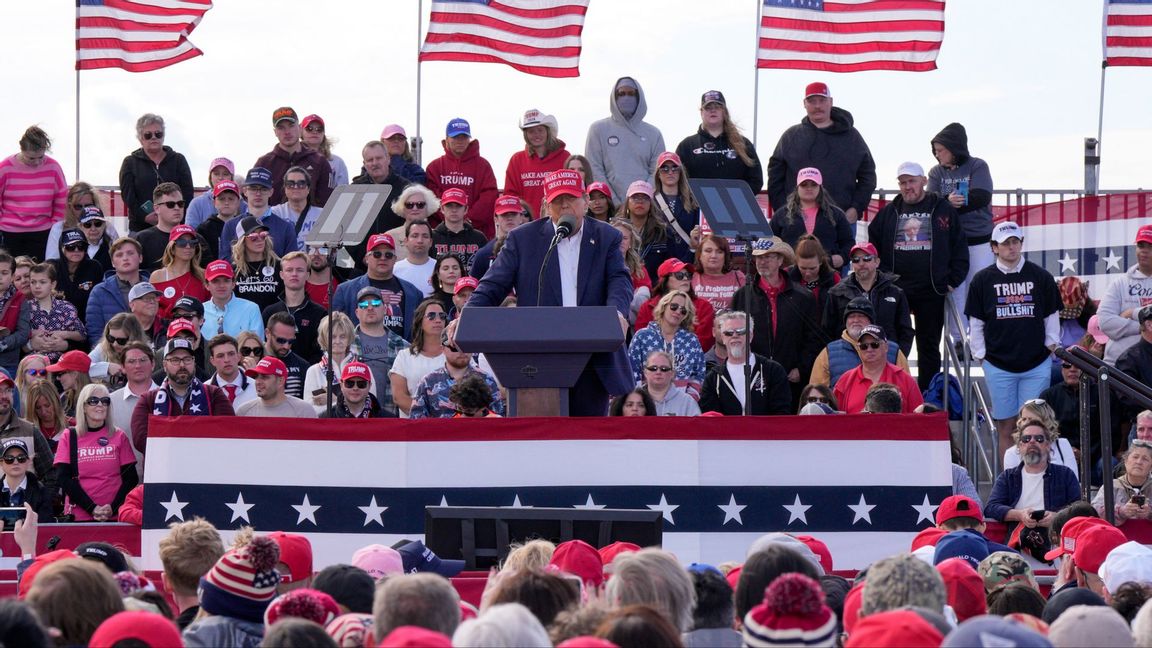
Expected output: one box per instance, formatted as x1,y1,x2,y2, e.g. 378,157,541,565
0,154,67,232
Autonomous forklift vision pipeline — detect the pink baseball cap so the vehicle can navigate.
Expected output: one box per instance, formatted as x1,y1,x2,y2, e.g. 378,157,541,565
453,276,479,295
168,224,196,242
441,188,469,206
1087,314,1109,345
246,356,288,379
205,260,234,281
543,169,585,202
367,233,396,250
381,124,407,140
805,82,831,98
797,167,823,185
494,194,523,215
627,180,654,199
351,544,404,580
657,151,682,169
209,157,235,175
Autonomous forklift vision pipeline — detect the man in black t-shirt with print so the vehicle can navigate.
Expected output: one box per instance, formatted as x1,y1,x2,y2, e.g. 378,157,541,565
966,221,1061,454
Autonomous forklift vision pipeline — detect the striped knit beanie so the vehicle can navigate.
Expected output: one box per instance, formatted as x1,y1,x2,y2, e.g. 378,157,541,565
743,572,838,647
198,534,281,623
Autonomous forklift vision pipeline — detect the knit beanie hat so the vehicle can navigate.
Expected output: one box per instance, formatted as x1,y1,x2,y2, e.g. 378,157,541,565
198,534,281,623
264,588,341,627
742,573,837,647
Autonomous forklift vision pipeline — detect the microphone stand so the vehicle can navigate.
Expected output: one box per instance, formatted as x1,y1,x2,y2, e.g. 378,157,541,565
737,235,759,417
322,242,343,417
536,218,574,307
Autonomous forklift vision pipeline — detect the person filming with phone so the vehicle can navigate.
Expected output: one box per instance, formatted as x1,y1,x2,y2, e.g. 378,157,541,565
1093,439,1152,542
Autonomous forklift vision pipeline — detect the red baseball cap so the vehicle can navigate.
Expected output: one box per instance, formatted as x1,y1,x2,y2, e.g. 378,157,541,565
18,550,79,598
213,180,239,198
910,527,947,552
543,169,585,202
805,82,831,98
246,356,288,379
548,539,604,588
935,495,983,526
0,373,13,389
300,114,324,130
658,258,694,278
340,361,371,383
89,611,183,648
1044,516,1111,561
453,276,479,295
849,242,878,258
598,541,640,572
587,181,612,200
166,318,197,339
1072,524,1126,574
794,535,833,574
47,350,92,374
494,194,523,215
936,558,986,622
844,610,943,648
441,188,469,206
205,260,234,281
168,224,196,242
267,531,313,583
367,233,396,250
1137,224,1152,245
657,151,682,169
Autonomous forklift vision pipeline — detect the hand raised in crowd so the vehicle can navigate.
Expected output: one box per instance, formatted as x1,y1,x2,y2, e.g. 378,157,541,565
13,504,38,558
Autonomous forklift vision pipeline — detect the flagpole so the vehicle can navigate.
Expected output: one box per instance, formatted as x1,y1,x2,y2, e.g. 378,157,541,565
75,67,81,180
1095,0,1109,190
415,0,424,165
751,0,763,147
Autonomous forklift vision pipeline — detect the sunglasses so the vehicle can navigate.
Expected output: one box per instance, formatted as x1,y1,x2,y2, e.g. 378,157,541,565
343,379,369,389
807,396,829,404
81,220,105,228
246,231,269,240
158,200,185,209
305,125,324,133
142,131,164,140
370,250,396,260
173,238,199,249
71,203,95,211
425,311,449,321
668,271,691,281
404,201,427,209
645,365,673,372
1,455,29,465
25,368,46,378
106,334,129,345
1024,398,1047,407
284,180,309,189
358,299,383,309
63,243,86,252
85,396,112,407
667,303,687,313
239,346,264,357
851,256,875,264
1061,363,1074,369
722,328,747,337
273,336,296,346
308,246,330,255
659,165,680,174
858,341,883,350
1019,434,1048,444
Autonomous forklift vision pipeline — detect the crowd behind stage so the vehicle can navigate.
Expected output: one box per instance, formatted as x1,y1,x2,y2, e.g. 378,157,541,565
1,77,1152,645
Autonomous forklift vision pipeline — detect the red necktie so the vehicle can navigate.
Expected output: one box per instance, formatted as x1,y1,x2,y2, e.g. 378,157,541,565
224,384,237,403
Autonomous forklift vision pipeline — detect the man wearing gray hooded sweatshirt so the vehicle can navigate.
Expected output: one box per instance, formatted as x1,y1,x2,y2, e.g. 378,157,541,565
585,77,666,202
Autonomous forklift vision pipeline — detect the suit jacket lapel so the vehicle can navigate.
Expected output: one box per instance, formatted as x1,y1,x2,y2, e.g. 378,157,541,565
538,221,562,306
577,221,597,305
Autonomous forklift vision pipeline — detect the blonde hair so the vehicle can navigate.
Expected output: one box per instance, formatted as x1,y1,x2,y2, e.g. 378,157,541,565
74,383,112,436
231,229,279,277
502,539,556,572
24,379,66,433
653,290,696,331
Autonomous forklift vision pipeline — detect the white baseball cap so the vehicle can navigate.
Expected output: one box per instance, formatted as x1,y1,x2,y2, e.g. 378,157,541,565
992,221,1024,243
896,161,925,178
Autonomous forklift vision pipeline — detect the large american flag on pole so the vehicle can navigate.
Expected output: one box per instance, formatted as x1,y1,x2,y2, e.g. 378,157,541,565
76,0,212,72
419,0,590,78
758,0,945,72
1105,0,1152,66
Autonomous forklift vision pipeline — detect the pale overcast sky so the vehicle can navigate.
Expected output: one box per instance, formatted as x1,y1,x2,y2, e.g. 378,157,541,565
2,1,1149,193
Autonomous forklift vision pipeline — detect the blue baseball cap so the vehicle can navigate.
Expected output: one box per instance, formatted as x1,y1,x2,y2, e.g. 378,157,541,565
396,540,464,577
446,118,471,137
244,167,273,188
933,530,990,569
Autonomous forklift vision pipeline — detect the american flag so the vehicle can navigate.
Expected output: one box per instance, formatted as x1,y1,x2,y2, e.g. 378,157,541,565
76,0,213,73
138,415,951,571
758,0,945,72
419,0,590,78
1105,0,1152,66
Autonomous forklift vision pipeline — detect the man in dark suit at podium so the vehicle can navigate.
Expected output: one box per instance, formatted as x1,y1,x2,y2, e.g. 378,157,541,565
454,169,634,416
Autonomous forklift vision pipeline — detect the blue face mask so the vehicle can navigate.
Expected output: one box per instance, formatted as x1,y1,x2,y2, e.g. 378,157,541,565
616,94,638,118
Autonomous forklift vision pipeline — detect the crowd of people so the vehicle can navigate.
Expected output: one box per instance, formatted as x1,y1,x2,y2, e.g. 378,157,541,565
1,77,1151,645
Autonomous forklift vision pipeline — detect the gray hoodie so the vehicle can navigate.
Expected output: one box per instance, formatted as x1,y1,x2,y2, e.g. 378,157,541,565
584,77,666,201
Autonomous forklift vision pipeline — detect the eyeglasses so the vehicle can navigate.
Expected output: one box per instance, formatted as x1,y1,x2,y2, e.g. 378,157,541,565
173,239,199,249
106,334,129,345
807,396,829,404
81,220,105,229
273,336,296,346
851,256,875,264
63,243,85,252
71,203,95,211
305,125,324,133
425,311,448,321
239,346,264,357
25,368,46,378
284,180,309,189
370,250,396,260
722,328,747,337
1,455,29,465
858,341,883,350
343,379,369,389
659,165,680,174
404,201,427,210
667,303,687,313
142,131,164,140
165,355,196,366
358,299,383,309
645,365,673,372
1019,434,1048,444
668,271,691,281
85,396,112,407
158,200,185,209
246,231,269,240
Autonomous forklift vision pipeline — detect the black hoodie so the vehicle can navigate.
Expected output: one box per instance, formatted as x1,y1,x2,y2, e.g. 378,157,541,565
767,106,877,214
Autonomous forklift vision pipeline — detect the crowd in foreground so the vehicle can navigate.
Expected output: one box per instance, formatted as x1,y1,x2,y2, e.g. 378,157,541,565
0,488,1151,647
